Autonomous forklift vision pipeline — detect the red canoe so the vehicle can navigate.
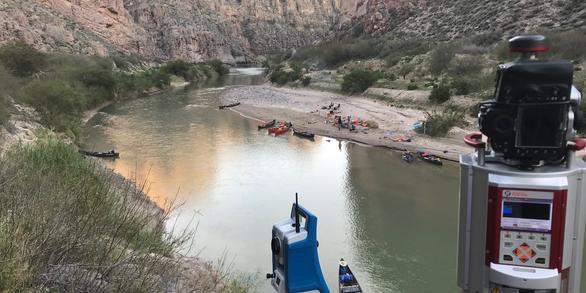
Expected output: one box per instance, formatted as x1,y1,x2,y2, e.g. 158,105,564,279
268,126,290,136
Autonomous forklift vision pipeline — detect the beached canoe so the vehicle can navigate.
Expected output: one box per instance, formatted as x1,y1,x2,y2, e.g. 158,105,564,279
258,119,276,130
339,259,363,293
417,151,443,166
402,152,415,163
79,150,120,158
268,126,290,136
293,129,315,139
218,102,240,110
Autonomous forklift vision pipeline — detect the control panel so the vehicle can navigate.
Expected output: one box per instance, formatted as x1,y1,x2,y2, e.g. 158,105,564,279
486,186,566,271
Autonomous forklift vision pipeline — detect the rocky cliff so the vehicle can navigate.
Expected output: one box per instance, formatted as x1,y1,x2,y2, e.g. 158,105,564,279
1,0,584,63
0,0,341,63
338,0,586,39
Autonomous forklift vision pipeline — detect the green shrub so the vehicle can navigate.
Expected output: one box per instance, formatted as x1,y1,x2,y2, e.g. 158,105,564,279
148,69,172,89
269,65,302,85
420,107,467,137
19,79,83,133
293,38,380,67
301,76,311,86
341,69,378,94
429,44,456,76
380,38,430,61
451,77,473,95
429,82,452,103
407,83,419,90
545,30,586,61
207,59,229,76
398,63,415,79
0,95,8,125
0,135,184,292
0,42,47,77
161,60,192,80
470,32,502,47
448,56,483,76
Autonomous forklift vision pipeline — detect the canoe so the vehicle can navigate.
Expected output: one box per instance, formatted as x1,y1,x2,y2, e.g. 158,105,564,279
416,151,443,166
293,129,315,139
268,126,290,136
339,259,363,293
258,119,276,130
218,102,240,110
402,152,415,163
79,150,120,158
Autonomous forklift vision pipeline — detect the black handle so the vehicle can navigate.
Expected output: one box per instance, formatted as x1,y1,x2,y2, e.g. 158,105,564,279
295,192,300,233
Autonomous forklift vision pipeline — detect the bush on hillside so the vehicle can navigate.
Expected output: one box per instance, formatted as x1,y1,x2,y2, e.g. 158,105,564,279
161,60,192,80
398,63,415,79
19,79,84,134
148,69,172,89
269,64,302,85
420,106,467,137
0,42,47,77
380,38,430,63
451,77,472,95
546,30,586,61
0,135,180,291
341,69,378,94
429,82,451,103
407,83,419,90
207,59,229,76
293,39,379,67
429,44,456,76
470,32,502,47
0,95,9,125
448,56,483,76
301,76,311,87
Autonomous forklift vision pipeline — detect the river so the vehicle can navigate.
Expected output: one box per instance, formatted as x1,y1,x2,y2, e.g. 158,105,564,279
83,69,586,292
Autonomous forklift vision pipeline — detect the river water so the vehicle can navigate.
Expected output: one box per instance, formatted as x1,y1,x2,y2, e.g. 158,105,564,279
83,69,586,292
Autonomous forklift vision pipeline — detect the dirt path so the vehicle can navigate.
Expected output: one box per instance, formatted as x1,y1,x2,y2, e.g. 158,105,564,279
220,85,474,161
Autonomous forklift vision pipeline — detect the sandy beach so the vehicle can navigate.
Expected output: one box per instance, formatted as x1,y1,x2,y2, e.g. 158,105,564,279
220,85,476,162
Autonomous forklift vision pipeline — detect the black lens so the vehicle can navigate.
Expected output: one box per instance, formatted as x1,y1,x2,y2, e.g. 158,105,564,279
493,114,515,134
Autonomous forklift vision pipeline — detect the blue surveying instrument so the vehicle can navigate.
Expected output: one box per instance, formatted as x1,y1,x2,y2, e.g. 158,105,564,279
266,193,329,293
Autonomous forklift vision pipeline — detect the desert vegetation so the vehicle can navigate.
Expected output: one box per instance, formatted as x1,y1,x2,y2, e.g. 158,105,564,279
265,30,586,136
0,43,228,135
0,133,254,292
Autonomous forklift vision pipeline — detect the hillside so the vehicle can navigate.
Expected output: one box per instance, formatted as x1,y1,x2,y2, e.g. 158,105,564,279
339,0,586,39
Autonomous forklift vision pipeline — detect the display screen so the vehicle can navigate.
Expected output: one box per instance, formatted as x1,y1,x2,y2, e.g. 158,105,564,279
516,104,566,148
503,201,551,220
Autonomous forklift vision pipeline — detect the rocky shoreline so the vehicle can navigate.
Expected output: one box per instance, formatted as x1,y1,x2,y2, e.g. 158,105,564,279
221,84,474,162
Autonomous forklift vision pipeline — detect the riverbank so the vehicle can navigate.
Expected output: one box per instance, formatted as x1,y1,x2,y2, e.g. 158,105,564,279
221,85,473,161
0,103,251,292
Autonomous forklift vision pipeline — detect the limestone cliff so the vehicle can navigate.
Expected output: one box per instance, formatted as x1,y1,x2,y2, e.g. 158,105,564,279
0,0,341,63
1,0,584,63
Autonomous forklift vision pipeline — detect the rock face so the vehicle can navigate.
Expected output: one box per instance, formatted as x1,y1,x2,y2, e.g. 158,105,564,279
338,0,586,39
0,0,341,63
1,0,584,62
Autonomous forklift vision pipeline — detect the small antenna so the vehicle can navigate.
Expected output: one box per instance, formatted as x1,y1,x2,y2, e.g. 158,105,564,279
295,192,300,233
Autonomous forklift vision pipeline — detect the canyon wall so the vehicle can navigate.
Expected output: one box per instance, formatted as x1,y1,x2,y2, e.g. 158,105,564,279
1,0,584,62
0,0,341,63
